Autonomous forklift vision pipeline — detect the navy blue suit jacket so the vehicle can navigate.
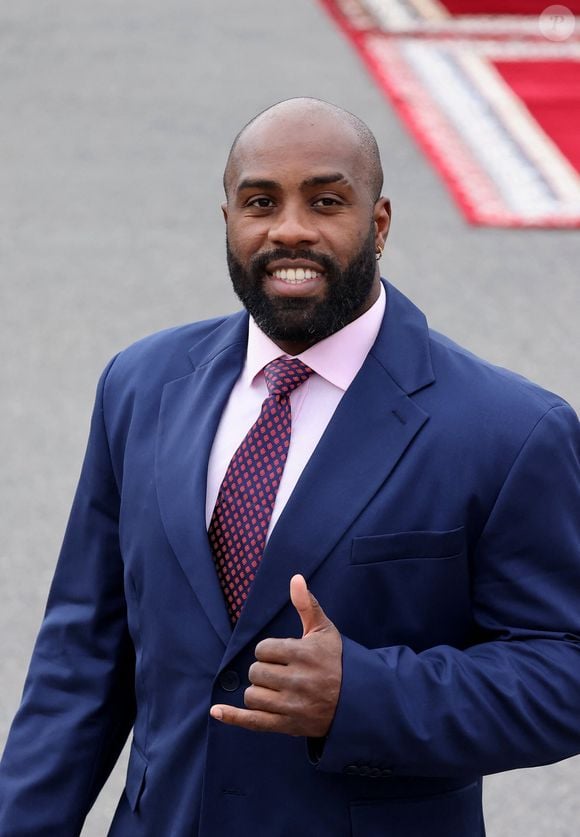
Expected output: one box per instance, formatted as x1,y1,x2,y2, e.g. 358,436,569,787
1,281,580,836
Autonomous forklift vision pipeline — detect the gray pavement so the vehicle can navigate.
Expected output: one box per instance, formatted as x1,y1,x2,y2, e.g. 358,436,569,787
1,1,579,834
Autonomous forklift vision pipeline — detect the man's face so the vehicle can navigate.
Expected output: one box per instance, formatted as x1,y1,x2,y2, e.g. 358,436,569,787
223,112,390,353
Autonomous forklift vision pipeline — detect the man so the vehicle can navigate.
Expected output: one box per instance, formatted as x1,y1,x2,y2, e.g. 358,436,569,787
0,97,579,836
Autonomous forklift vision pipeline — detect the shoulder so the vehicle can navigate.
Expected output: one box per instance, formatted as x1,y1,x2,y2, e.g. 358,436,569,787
109,315,229,374
380,280,577,464
101,311,246,394
421,328,578,467
428,327,571,414
381,281,574,427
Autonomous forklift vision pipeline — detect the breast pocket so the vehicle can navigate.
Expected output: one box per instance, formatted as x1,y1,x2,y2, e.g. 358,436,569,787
351,527,465,565
346,527,470,650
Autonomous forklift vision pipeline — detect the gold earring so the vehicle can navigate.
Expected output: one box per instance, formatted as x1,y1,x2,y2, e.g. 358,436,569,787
375,243,384,261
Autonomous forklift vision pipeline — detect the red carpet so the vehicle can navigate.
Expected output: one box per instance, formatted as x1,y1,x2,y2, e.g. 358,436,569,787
319,0,580,227
438,1,580,15
494,60,580,171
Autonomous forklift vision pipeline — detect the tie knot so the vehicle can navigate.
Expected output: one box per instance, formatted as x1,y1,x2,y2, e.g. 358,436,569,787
263,357,313,398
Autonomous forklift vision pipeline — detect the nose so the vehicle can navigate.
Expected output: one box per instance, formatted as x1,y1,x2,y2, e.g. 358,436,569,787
267,203,319,248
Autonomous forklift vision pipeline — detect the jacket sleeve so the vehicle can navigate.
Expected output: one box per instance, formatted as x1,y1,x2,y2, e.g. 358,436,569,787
0,357,135,836
315,404,580,779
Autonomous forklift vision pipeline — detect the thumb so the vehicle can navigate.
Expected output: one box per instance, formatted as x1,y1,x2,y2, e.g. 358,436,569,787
290,574,330,636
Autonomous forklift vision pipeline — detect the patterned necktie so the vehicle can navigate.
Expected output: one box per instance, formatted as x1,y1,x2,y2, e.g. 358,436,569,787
208,357,313,623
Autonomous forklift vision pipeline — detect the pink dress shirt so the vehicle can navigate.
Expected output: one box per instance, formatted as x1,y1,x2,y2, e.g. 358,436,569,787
205,283,386,537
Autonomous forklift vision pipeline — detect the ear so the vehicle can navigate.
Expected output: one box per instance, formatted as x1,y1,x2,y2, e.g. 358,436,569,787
373,197,391,250
221,202,228,223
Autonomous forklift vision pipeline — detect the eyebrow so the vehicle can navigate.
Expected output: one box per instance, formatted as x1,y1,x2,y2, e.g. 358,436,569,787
301,172,350,188
237,178,280,193
236,172,351,194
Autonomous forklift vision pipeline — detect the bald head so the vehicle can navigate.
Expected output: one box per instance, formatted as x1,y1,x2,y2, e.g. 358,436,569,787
223,97,384,202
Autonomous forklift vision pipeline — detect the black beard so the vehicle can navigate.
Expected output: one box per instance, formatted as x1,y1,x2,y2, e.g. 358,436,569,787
226,227,378,347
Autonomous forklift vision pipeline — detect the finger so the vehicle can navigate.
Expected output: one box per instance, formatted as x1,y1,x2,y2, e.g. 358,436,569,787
290,574,330,636
248,661,286,690
254,637,297,663
210,704,286,733
244,684,287,713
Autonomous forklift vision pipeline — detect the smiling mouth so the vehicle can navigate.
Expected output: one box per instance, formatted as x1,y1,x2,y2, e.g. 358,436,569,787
269,267,324,285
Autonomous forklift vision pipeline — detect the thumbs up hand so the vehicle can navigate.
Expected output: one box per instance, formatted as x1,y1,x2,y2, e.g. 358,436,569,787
290,574,332,636
210,575,342,737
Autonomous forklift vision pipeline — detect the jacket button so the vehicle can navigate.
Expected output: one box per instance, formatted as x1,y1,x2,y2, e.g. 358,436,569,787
344,764,359,775
219,670,240,692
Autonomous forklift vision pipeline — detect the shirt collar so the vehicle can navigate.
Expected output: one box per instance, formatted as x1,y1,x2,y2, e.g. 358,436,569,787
244,282,386,392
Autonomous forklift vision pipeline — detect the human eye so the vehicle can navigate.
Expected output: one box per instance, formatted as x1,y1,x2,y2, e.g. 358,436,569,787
312,195,344,208
245,196,275,209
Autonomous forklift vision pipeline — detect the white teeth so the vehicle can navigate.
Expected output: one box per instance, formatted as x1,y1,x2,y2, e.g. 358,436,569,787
271,268,321,284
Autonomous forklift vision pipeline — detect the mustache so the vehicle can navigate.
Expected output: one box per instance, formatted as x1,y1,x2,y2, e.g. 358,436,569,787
248,248,338,276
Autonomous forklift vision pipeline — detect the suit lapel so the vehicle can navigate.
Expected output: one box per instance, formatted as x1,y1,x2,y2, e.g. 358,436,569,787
222,282,435,666
155,312,248,646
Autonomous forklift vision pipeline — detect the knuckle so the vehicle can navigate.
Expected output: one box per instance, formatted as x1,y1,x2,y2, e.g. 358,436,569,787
244,686,258,709
254,640,267,659
280,637,297,657
288,643,307,665
222,708,235,724
259,668,276,690
286,671,302,693
248,713,261,730
255,638,276,660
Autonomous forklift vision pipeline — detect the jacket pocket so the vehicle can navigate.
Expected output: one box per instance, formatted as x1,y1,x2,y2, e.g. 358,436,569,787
125,742,148,812
351,527,464,565
350,781,482,837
